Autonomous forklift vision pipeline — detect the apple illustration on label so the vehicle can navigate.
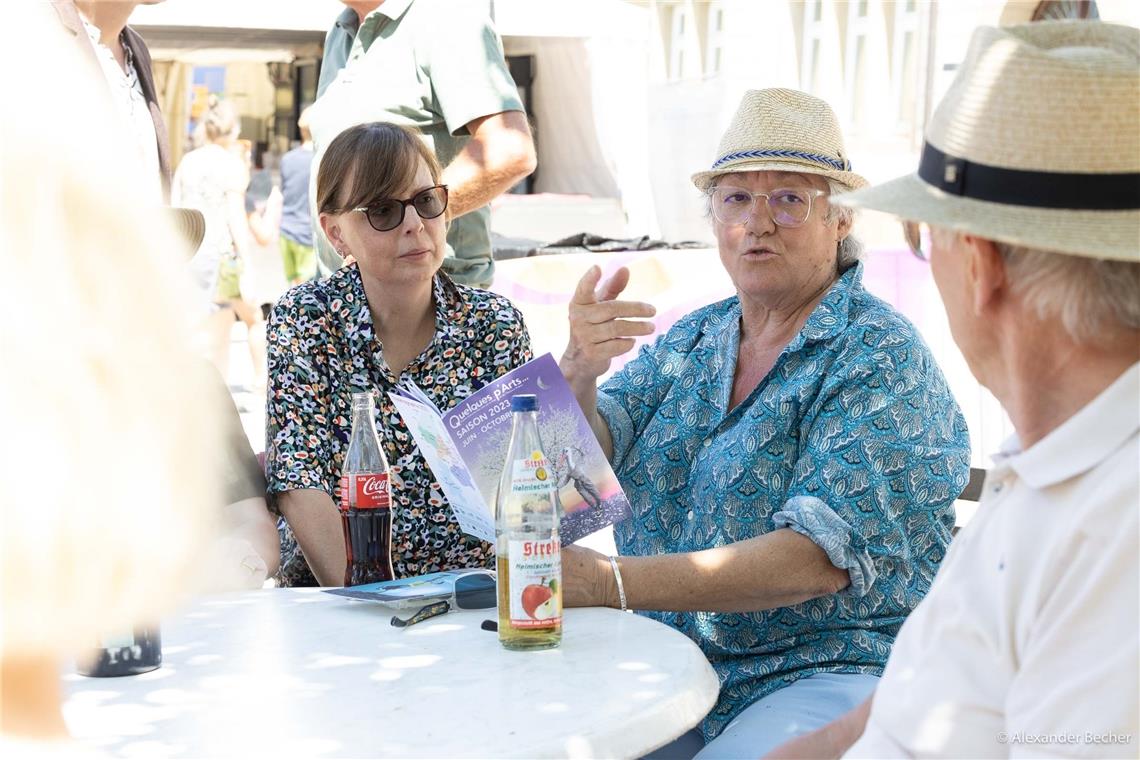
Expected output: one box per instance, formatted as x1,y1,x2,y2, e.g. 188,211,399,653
533,596,558,620
521,582,554,619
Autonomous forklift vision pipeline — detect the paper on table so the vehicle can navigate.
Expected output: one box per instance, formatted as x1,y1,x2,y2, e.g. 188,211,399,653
325,568,496,610
389,392,496,542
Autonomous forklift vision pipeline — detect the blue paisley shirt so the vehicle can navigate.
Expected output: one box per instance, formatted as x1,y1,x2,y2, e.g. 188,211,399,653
600,263,970,739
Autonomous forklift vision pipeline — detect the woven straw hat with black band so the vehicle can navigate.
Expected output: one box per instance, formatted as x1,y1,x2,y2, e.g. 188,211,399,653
836,20,1139,262
692,88,868,193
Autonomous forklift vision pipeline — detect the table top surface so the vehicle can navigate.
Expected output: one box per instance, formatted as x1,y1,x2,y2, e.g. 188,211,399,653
63,588,718,759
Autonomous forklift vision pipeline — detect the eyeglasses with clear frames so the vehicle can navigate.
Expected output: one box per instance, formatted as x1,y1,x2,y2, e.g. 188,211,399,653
707,186,827,228
352,185,449,232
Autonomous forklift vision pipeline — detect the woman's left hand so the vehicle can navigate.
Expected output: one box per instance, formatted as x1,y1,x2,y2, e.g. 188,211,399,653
562,544,618,608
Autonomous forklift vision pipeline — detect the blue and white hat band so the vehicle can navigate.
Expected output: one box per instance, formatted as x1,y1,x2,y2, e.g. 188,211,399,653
711,149,851,173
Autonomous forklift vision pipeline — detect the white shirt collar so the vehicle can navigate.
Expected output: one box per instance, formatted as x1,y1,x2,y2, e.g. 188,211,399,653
998,362,1140,490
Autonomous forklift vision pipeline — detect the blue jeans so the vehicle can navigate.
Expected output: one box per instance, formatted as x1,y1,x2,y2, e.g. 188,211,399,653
646,672,880,759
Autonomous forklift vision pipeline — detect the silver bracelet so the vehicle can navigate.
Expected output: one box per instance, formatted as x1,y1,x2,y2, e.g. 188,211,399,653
608,555,628,612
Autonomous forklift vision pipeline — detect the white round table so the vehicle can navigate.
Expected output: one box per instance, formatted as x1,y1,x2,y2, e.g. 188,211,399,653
63,589,718,758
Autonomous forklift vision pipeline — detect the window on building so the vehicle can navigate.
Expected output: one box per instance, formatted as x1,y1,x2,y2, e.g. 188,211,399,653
892,0,922,134
851,36,867,124
844,0,871,128
669,5,690,81
810,39,822,92
705,3,725,76
801,0,826,95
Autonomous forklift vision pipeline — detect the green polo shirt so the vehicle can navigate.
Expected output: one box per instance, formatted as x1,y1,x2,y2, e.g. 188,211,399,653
309,0,524,287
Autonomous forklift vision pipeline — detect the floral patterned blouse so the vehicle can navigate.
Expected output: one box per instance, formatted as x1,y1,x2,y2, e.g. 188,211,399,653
599,263,971,740
265,264,532,587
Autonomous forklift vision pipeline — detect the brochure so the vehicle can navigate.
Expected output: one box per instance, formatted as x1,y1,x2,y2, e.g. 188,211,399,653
325,569,496,610
388,353,631,544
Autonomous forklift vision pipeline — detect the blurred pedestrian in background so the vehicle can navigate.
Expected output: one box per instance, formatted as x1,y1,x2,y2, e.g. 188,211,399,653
173,96,268,390
242,142,289,323
279,107,317,286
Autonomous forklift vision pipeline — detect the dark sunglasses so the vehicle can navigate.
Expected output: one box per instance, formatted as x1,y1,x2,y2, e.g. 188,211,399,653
352,185,449,232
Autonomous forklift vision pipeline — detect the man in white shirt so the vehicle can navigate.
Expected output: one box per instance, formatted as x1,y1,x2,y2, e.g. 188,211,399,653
770,20,1140,759
52,0,169,201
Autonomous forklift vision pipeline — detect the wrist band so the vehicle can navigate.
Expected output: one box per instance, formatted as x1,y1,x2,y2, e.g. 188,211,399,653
608,555,628,612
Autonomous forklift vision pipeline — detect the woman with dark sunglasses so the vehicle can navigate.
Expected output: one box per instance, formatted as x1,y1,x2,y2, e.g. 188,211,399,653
264,122,533,588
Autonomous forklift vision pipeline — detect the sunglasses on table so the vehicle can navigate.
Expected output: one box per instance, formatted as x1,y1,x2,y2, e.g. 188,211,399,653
352,185,449,232
388,570,496,628
707,186,827,228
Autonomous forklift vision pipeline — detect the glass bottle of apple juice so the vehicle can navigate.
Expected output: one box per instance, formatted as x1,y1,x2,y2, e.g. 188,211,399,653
495,394,562,650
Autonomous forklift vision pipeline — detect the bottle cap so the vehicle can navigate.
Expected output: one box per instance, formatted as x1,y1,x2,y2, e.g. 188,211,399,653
510,394,538,412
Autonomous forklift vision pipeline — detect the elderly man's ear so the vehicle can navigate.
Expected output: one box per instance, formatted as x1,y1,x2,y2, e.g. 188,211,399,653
961,234,1007,317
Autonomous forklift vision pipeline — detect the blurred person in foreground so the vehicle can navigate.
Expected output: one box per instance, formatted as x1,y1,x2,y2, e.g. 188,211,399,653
46,1,279,591
770,20,1139,759
279,107,317,286
557,89,971,758
266,122,532,587
308,0,536,287
1,5,216,751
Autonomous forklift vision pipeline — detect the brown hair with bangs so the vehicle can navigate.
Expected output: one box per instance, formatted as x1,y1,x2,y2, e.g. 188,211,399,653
317,122,443,215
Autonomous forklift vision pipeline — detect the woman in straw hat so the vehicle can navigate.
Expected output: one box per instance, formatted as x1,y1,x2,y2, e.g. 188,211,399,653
557,88,970,757
773,20,1139,759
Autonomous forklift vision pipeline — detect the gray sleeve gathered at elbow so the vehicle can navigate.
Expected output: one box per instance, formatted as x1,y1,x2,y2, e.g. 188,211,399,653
773,495,878,596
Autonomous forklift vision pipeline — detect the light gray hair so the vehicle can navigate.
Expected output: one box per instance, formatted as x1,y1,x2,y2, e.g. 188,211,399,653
997,242,1140,345
826,179,863,269
703,174,864,268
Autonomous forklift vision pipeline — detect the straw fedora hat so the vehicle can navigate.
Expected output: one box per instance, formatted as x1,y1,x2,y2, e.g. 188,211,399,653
836,21,1139,262
691,88,868,192
161,207,206,259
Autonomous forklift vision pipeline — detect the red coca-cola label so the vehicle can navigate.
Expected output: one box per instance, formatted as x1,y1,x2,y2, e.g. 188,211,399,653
338,473,390,510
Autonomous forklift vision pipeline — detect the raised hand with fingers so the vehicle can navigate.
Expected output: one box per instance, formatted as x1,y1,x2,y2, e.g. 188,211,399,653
560,265,656,388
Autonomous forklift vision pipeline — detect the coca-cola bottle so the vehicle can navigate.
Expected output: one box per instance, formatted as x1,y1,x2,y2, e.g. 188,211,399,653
339,391,395,586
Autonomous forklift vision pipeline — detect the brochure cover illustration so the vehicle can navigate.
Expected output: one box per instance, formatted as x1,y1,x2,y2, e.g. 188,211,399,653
388,353,631,545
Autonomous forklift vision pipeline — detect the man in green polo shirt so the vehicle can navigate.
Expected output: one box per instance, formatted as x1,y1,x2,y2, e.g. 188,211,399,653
309,0,535,288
